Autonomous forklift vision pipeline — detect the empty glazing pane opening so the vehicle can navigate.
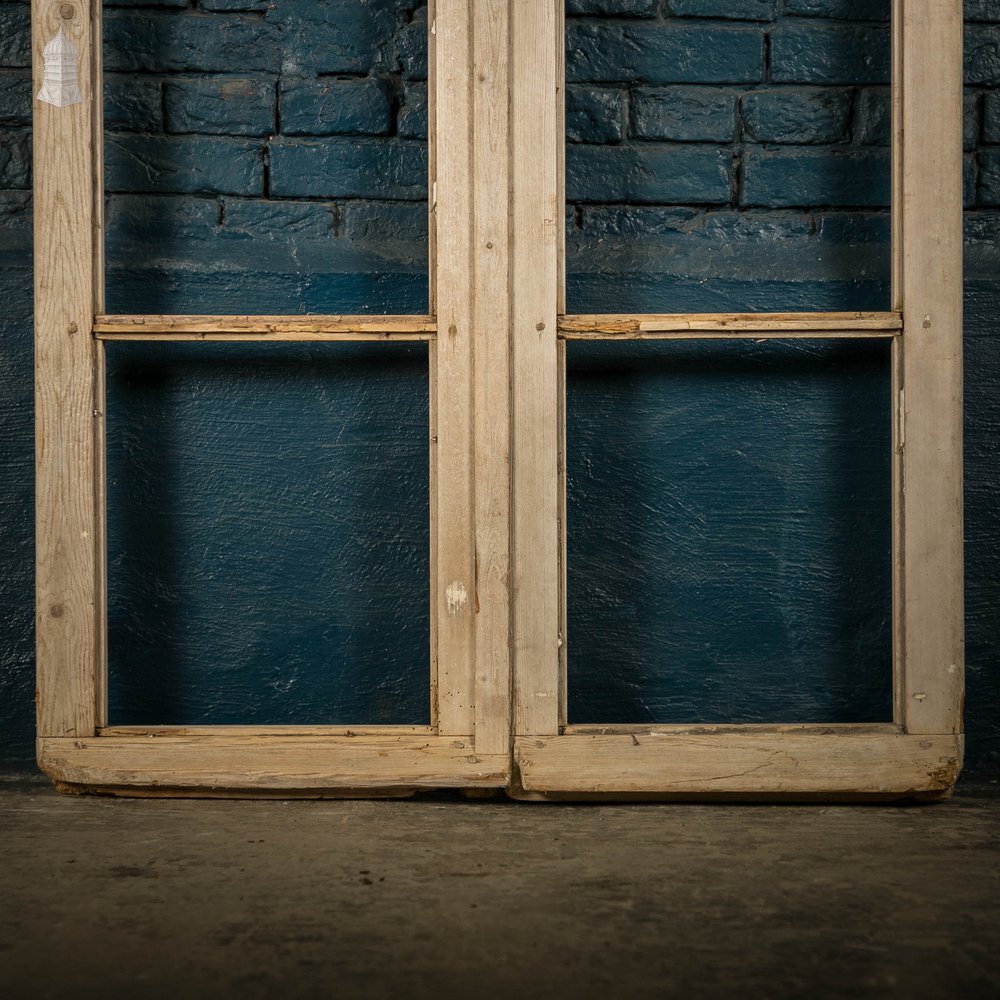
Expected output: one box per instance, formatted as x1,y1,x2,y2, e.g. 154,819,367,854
564,0,898,314
105,343,430,726
101,0,430,315
566,338,893,725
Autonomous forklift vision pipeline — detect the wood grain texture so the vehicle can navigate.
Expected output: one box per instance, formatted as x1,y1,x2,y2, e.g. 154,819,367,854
899,3,965,735
39,735,509,792
556,17,568,729
433,0,476,735
563,723,902,736
891,0,903,314
428,336,440,725
511,0,561,736
35,3,964,798
514,733,963,798
471,0,512,758
427,0,439,729
95,315,436,340
891,337,905,724
90,0,107,728
93,343,107,727
34,0,101,738
100,726,435,737
559,312,901,338
890,0,905,727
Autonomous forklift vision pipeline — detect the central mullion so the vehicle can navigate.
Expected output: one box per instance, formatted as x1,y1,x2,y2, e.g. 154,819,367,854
511,0,563,738
471,0,513,758
432,0,517,747
433,0,476,736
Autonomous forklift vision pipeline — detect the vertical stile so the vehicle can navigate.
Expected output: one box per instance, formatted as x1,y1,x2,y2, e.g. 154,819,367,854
427,0,439,726
33,0,102,739
891,335,905,725
471,0,513,757
91,0,107,727
899,3,965,736
433,0,476,735
890,0,904,314
90,0,104,318
427,0,438,316
92,340,107,727
428,340,440,726
890,0,904,724
556,5,568,730
511,0,561,736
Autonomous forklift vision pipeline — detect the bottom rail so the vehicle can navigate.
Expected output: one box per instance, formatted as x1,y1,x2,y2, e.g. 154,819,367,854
39,734,508,796
513,732,962,801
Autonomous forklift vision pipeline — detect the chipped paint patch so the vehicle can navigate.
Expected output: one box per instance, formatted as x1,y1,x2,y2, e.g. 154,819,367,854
445,581,468,617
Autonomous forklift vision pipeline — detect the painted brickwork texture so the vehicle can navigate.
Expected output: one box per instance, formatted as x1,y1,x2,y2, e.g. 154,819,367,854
0,2,997,774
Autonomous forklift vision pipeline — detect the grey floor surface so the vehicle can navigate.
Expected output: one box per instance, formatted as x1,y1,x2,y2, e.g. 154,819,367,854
1,781,998,1000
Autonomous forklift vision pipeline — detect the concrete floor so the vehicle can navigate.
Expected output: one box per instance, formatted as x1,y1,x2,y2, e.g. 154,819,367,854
1,782,998,1000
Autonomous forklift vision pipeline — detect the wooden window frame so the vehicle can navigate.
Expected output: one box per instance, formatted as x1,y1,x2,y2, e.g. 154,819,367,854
34,0,963,799
34,0,512,795
510,0,964,800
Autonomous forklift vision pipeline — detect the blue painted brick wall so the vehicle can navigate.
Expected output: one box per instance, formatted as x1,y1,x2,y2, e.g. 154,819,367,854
1,1,998,778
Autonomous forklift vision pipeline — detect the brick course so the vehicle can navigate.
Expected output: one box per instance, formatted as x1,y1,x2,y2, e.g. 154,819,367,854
0,1,993,256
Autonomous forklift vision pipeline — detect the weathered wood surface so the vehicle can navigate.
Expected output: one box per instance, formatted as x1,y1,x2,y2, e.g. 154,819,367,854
511,0,561,737
559,312,902,338
30,0,967,799
100,725,435,737
40,735,509,791
90,0,107,729
898,2,965,735
94,315,436,340
433,0,476,735
563,723,902,736
34,0,102,738
514,733,963,798
471,0,513,758
427,0,439,729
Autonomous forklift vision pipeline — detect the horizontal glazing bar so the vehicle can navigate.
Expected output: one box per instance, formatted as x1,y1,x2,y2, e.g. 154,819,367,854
94,315,437,341
559,312,902,340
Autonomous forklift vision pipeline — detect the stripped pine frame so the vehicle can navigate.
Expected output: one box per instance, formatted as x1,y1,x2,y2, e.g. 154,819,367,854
34,0,964,799
509,0,964,800
34,0,512,795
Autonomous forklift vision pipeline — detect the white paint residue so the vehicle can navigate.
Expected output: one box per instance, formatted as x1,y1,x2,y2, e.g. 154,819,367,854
445,581,468,617
37,26,83,108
